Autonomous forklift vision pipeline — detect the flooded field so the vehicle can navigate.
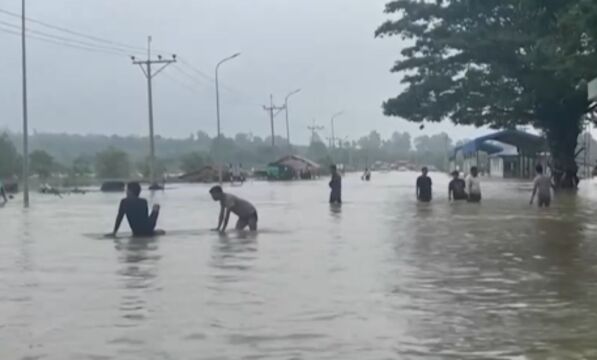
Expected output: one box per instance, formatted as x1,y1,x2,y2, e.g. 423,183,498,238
2,171,597,359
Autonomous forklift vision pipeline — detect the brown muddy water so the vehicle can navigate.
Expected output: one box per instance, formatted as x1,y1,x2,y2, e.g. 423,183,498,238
2,171,597,359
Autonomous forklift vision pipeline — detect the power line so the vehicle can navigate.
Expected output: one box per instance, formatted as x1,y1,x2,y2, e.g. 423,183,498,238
178,57,214,82
162,71,201,93
0,25,125,57
0,7,149,53
0,19,134,55
172,64,210,86
178,57,263,107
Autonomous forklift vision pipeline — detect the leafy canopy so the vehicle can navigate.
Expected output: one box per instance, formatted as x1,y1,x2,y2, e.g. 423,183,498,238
375,0,597,129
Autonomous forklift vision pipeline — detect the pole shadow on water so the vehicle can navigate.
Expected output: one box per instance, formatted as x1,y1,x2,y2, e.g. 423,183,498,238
114,237,161,326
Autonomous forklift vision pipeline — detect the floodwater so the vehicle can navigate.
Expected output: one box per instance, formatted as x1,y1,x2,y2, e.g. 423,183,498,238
2,172,597,360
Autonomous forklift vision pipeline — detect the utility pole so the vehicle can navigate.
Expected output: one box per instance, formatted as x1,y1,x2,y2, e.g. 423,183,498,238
262,94,285,149
21,0,30,207
131,36,176,189
307,120,324,143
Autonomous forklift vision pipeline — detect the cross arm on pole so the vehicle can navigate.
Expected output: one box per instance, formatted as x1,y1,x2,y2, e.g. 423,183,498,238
136,63,148,78
152,60,176,78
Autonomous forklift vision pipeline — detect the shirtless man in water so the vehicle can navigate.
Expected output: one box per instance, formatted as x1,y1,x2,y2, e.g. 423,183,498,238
210,186,258,232
110,182,161,237
530,164,553,208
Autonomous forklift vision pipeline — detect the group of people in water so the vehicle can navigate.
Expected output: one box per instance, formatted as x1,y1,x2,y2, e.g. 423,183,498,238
416,164,553,206
109,182,258,237
105,162,554,237
416,166,482,203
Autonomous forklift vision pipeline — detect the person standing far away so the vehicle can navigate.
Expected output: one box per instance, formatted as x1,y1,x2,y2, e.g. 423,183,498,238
362,168,372,181
0,179,7,204
210,186,258,232
466,166,482,203
329,165,342,204
530,164,553,207
110,182,161,237
448,170,468,201
416,167,432,202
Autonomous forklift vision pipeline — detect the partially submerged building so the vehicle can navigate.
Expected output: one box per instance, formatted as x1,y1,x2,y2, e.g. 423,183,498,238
179,166,231,183
267,155,320,180
451,130,547,179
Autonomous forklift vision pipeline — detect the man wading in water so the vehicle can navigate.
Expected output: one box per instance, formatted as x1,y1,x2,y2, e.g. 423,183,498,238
210,186,258,232
0,180,7,205
466,166,482,203
449,170,467,201
416,167,432,203
530,164,553,208
329,165,342,204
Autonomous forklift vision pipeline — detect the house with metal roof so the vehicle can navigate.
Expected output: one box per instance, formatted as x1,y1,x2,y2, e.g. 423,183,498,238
267,155,320,180
450,130,547,178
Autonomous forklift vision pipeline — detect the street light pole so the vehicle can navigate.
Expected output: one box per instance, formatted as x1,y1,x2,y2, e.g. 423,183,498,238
21,0,30,207
330,111,344,148
215,52,241,184
284,89,301,153
330,111,344,164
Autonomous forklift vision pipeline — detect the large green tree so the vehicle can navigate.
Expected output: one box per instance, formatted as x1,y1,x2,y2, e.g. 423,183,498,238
0,133,20,178
95,148,130,179
30,150,55,180
180,152,211,174
376,0,597,187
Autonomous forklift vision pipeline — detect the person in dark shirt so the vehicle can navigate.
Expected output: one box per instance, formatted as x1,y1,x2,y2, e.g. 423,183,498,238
0,180,7,204
416,167,432,202
110,182,161,237
448,171,467,201
329,165,342,204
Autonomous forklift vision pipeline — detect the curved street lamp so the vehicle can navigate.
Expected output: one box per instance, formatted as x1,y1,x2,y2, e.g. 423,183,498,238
284,89,301,152
215,52,241,183
330,111,344,149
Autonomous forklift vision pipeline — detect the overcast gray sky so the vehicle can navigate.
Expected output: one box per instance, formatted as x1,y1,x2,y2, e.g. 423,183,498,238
0,0,490,144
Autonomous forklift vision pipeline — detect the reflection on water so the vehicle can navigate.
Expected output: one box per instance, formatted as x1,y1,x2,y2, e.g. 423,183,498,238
116,238,160,326
2,172,597,359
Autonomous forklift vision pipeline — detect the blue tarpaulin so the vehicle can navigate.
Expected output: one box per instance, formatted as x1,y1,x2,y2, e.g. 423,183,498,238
453,130,545,158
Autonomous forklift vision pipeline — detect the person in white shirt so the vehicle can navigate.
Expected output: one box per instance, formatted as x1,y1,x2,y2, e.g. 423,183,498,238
466,166,482,203
210,186,258,232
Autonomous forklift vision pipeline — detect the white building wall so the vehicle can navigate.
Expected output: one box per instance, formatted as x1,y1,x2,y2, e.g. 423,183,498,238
489,157,504,178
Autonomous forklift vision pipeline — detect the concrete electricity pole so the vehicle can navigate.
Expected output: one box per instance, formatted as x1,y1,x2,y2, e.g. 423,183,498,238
262,95,286,148
307,120,324,143
131,36,176,189
21,0,30,207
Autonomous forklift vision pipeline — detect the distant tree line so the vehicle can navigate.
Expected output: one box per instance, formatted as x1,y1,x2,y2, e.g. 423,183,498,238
18,129,597,182
0,130,461,180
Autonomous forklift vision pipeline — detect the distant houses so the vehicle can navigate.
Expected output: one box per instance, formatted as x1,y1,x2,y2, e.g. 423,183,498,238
179,165,229,183
451,129,547,179
267,155,320,181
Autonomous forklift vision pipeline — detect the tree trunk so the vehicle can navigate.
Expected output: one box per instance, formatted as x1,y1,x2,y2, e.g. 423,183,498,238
540,109,582,190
